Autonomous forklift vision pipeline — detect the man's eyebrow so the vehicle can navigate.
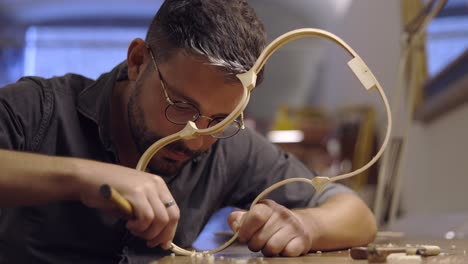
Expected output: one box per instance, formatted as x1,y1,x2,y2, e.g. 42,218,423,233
164,79,198,105
162,77,231,118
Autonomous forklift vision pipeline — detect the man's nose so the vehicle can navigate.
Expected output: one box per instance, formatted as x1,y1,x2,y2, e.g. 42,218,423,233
184,116,216,151
195,115,213,130
184,135,215,151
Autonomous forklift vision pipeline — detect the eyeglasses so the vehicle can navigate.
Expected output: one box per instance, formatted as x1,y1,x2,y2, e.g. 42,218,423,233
147,47,243,139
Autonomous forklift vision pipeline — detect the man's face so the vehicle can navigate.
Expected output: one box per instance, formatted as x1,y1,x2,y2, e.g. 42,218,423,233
127,50,243,177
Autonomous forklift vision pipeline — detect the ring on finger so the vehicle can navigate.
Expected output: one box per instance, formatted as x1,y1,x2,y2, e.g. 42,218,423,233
163,199,176,208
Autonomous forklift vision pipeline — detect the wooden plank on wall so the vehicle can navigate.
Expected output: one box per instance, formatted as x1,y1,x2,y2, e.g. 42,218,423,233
415,50,468,123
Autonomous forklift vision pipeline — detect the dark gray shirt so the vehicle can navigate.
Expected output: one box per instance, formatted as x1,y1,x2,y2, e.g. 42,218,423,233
0,62,352,263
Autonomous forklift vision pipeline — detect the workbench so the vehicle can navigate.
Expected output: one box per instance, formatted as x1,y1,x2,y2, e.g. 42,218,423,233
148,237,468,263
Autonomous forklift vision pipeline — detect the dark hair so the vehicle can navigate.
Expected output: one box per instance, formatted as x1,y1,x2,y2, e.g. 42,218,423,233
145,0,266,84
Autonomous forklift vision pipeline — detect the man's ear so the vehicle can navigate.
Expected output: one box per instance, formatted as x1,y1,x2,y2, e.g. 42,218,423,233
127,38,148,81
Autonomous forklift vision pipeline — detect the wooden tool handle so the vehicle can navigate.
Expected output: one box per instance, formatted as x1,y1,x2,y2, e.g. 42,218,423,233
100,184,134,218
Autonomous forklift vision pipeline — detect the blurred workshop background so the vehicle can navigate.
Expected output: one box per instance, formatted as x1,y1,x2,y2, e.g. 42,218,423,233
1,0,467,244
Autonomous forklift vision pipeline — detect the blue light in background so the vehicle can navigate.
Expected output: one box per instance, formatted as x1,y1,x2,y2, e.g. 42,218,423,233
426,16,468,77
24,26,147,79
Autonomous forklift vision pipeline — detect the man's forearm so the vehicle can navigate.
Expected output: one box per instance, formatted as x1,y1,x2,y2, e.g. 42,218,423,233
295,193,377,251
0,149,79,207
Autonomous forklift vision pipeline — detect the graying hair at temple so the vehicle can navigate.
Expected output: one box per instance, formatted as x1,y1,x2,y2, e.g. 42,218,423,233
145,0,267,84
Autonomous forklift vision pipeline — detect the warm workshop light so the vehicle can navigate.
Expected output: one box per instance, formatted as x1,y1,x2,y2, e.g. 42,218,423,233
267,130,304,143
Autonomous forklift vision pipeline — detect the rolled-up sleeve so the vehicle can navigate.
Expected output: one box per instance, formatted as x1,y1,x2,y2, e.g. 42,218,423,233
0,78,48,151
222,128,354,209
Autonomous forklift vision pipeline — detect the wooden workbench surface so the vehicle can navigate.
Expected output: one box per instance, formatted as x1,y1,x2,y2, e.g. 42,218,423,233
149,238,468,263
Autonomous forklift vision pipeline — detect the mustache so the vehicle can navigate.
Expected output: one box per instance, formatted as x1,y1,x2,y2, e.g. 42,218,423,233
142,134,207,158
165,140,206,158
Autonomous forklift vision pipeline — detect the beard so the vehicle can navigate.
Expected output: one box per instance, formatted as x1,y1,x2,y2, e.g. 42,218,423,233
127,79,207,177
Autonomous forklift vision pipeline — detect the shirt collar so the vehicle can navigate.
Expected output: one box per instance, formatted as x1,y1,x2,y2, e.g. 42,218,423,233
77,61,128,150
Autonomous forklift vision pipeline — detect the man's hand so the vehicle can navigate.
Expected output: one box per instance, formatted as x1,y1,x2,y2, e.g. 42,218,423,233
227,199,319,257
0,150,180,249
75,159,180,249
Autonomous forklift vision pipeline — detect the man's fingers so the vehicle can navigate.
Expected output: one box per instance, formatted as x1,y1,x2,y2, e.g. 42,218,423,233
246,215,282,252
281,237,308,257
260,225,297,256
231,199,311,257
237,203,273,243
122,175,181,248
146,199,180,248
136,195,169,241
227,210,245,232
126,196,154,233
160,221,178,250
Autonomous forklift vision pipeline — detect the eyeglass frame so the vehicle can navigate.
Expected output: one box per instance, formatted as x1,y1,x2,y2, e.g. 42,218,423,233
146,46,244,139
